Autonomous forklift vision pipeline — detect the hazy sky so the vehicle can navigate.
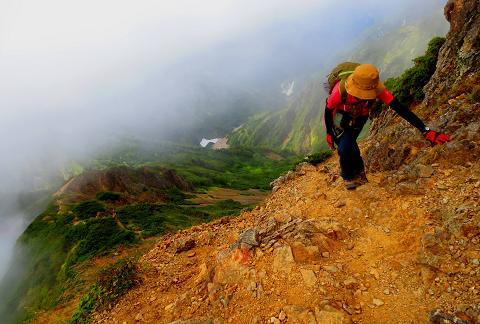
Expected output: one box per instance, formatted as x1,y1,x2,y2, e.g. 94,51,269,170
0,0,446,280
0,0,446,189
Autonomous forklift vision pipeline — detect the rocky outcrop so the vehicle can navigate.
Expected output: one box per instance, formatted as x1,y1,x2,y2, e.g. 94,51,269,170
54,166,192,203
424,0,480,104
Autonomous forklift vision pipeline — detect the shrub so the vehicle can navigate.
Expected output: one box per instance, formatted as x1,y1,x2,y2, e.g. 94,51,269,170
301,151,332,166
95,191,122,202
384,37,446,106
69,218,136,262
116,203,166,236
162,187,189,203
73,201,106,220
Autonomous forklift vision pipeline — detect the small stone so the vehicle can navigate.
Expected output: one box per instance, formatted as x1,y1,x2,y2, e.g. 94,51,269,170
322,265,339,273
279,310,287,321
322,252,330,258
165,303,175,311
270,317,280,324
187,251,196,257
334,201,346,208
417,164,434,178
472,259,479,266
175,239,196,253
372,298,384,307
274,214,292,223
369,268,380,280
343,278,358,289
238,228,260,247
383,288,390,295
248,281,257,291
300,269,317,287
315,308,348,323
291,242,321,263
135,313,143,321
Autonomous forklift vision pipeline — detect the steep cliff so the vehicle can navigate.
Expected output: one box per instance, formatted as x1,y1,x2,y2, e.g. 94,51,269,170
228,10,448,154
424,0,480,104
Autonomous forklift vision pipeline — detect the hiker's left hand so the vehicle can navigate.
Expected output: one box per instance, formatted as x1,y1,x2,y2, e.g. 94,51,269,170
424,130,450,145
326,134,335,150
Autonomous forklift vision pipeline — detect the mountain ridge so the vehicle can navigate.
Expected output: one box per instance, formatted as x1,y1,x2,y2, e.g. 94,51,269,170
227,8,449,154
91,1,480,322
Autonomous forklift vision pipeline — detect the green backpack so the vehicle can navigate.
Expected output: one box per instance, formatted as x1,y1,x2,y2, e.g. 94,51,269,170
326,61,360,103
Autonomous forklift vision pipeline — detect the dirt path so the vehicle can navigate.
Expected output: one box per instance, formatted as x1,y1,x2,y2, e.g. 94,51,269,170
94,157,480,324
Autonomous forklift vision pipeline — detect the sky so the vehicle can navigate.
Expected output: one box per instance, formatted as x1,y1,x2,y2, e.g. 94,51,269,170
0,0,446,280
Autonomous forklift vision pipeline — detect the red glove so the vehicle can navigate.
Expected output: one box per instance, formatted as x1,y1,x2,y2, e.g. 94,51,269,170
326,134,335,150
424,130,450,145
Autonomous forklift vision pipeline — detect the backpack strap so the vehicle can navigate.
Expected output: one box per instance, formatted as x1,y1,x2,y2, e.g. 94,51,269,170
339,79,348,104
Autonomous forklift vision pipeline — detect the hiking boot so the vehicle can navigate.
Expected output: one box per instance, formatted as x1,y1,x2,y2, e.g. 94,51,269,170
345,180,358,190
355,170,369,185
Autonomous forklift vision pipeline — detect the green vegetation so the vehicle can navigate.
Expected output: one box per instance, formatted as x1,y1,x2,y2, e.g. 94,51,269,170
117,203,204,237
228,80,327,154
470,84,480,103
350,11,448,79
302,151,332,166
70,259,138,324
158,148,299,190
9,189,253,322
384,37,446,105
73,200,106,220
66,218,136,263
92,146,300,191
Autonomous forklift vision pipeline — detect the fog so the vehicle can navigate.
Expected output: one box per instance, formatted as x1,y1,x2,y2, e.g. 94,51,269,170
0,0,445,280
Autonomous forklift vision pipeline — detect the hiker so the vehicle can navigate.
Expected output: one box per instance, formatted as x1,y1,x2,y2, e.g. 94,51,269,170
324,63,449,190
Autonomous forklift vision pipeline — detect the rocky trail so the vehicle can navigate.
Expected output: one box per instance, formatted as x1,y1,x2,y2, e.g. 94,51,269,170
94,155,480,324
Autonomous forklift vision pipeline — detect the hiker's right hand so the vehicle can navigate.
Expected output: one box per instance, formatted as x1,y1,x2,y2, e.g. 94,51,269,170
424,130,450,145
326,134,336,150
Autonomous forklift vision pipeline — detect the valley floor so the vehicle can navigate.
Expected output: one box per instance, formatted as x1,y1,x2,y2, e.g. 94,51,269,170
93,155,480,323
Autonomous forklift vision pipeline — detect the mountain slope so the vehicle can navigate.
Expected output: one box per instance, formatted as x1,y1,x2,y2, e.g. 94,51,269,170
348,9,449,78
227,79,327,154
92,2,480,322
93,152,480,323
227,8,448,154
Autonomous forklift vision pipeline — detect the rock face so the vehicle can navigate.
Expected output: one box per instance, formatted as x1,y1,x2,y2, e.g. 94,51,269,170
424,0,480,104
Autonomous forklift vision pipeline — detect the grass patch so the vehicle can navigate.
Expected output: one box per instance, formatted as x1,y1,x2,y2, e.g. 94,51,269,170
301,151,332,166
70,259,138,324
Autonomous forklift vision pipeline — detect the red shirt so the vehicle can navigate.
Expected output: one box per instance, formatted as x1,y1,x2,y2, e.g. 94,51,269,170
326,82,394,117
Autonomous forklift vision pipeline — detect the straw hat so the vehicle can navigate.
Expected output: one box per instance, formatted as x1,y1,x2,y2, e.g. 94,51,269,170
345,64,385,99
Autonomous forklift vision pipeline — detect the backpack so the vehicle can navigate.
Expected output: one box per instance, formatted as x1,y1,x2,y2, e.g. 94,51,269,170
325,61,361,103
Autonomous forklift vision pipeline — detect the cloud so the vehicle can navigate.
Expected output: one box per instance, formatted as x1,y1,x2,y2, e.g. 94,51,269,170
0,0,446,190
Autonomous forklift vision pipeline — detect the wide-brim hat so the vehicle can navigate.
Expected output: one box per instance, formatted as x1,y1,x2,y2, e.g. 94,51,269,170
345,64,385,100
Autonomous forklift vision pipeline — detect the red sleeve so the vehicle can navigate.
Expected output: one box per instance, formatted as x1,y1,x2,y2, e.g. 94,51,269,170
326,83,342,109
378,88,394,105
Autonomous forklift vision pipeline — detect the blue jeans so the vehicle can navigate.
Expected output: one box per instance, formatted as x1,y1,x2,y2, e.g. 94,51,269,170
336,128,364,180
